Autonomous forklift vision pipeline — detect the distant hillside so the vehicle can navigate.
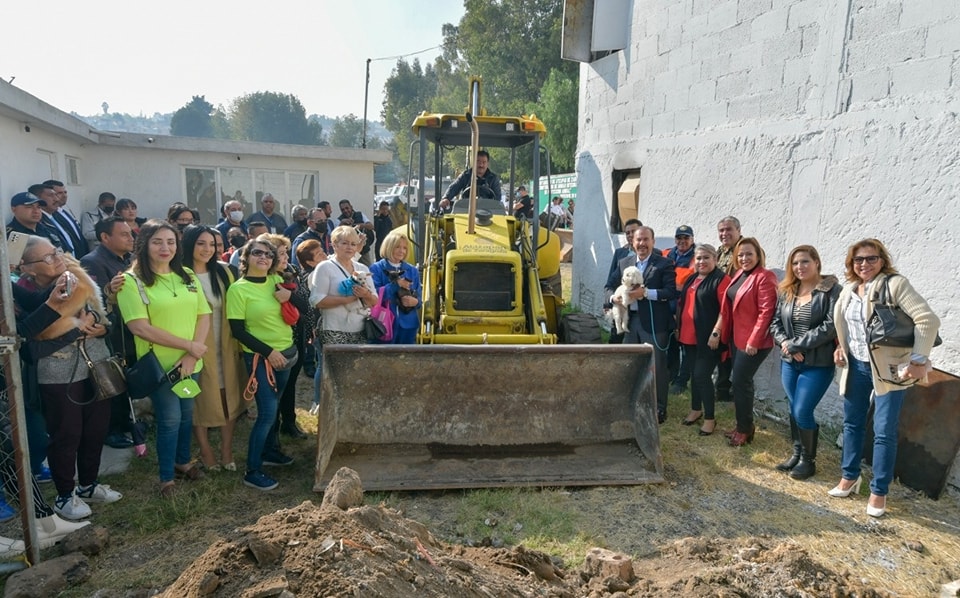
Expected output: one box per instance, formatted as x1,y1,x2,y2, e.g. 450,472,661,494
74,111,392,144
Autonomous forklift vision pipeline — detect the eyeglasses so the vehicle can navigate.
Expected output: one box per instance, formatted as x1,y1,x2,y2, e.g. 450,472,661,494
22,247,64,265
250,249,274,259
852,255,880,265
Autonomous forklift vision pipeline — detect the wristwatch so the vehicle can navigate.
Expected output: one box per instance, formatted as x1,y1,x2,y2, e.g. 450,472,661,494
711,331,720,338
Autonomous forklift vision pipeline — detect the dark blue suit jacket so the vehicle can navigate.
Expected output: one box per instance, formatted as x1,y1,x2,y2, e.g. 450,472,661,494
614,252,677,333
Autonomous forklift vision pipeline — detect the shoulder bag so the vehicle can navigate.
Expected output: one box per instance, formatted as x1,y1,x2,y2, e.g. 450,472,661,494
368,287,395,342
123,274,169,399
867,275,942,348
79,338,127,401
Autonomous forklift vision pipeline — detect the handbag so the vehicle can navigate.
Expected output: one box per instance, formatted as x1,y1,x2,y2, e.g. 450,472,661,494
278,281,300,325
79,339,126,401
368,287,395,342
364,314,388,342
122,274,168,399
867,276,942,348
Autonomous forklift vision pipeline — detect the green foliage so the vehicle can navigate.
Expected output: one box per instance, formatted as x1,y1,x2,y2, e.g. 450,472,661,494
380,0,579,183
170,95,217,138
229,91,322,145
535,69,579,172
453,488,582,546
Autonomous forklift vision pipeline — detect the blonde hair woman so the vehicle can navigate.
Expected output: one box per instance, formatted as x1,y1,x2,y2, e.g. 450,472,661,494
309,225,377,344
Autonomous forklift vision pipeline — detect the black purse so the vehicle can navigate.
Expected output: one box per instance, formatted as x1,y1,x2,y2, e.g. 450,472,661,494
867,276,942,348
363,315,387,342
79,339,127,401
123,275,169,399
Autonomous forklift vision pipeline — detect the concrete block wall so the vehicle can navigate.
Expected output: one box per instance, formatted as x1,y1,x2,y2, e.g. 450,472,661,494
574,0,960,492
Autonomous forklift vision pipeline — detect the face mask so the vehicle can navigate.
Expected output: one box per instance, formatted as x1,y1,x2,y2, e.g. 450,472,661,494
102,205,115,214
229,236,246,249
296,217,308,225
229,210,244,222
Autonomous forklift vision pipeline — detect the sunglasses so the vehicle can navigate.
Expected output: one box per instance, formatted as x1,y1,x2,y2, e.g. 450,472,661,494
250,249,274,259
852,255,880,265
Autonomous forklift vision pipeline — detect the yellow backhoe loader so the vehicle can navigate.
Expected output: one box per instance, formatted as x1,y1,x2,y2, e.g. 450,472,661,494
314,78,663,491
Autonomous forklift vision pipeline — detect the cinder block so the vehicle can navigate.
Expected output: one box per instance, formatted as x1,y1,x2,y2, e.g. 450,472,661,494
800,23,821,55
634,116,654,137
636,35,659,58
676,63,700,88
783,56,812,86
669,43,695,69
750,63,785,93
682,13,711,44
652,112,676,135
890,55,953,96
730,43,763,72
760,87,799,117
924,20,960,57
689,79,718,106
691,0,713,17
699,103,728,127
675,109,701,131
664,86,691,111
848,68,890,104
728,94,762,120
846,29,926,72
614,119,634,141
851,3,902,40
751,7,789,41
692,34,719,58
738,0,772,23
708,0,739,32
716,71,750,100
658,26,683,55
668,0,693,29
762,29,803,62
787,0,821,30
654,70,678,99
719,21,752,49
901,0,960,29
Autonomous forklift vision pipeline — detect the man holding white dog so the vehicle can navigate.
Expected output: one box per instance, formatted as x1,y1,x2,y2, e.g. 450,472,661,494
608,226,677,423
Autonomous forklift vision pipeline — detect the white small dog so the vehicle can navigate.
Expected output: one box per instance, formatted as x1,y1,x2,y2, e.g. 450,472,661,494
611,266,644,335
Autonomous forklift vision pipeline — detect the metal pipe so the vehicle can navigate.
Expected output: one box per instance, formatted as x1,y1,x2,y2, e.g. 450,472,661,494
466,112,479,235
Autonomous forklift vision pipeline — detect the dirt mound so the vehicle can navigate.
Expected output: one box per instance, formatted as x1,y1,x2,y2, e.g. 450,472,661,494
161,503,887,598
160,467,884,597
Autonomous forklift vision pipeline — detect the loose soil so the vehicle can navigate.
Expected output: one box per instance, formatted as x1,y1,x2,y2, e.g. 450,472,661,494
162,474,889,598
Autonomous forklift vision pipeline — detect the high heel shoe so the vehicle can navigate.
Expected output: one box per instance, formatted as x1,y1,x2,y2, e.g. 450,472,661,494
728,426,755,447
827,476,862,498
866,495,886,517
681,411,703,426
698,419,716,436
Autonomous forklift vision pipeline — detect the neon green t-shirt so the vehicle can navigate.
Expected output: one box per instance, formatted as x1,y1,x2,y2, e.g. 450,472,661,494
225,274,294,353
116,269,212,373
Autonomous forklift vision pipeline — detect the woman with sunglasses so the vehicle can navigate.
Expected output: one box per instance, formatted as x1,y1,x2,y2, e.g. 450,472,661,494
181,225,246,472
15,237,123,519
829,239,939,517
226,239,298,491
117,220,211,498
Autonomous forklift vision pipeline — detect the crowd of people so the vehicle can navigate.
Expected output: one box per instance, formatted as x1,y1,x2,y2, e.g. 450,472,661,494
1,180,942,562
606,216,940,517
2,186,423,555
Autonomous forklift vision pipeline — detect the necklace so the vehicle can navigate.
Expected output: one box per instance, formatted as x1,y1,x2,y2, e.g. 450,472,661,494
157,273,178,297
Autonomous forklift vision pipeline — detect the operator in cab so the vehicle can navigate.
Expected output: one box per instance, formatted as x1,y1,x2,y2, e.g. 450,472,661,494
437,150,501,212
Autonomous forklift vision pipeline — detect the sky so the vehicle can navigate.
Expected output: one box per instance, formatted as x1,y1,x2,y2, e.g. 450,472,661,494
1,0,465,119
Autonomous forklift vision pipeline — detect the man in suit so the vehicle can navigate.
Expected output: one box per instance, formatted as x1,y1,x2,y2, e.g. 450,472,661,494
44,180,88,258
609,226,677,423
603,218,642,344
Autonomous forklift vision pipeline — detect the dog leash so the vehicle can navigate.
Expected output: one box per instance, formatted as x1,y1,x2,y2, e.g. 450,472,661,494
243,353,276,402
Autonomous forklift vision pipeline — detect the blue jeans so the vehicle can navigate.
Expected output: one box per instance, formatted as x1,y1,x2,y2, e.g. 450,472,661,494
780,361,834,429
841,357,905,496
150,374,197,483
244,353,291,473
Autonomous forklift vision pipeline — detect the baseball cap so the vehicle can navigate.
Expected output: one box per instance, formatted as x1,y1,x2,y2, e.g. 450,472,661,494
11,192,47,208
675,225,694,237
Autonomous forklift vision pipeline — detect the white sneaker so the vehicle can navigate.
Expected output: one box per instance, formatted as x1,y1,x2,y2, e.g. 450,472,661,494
309,403,319,416
76,483,122,504
35,515,90,548
54,492,92,520
0,536,24,558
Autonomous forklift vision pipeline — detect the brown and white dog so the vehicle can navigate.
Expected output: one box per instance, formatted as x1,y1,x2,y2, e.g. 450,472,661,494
610,266,644,335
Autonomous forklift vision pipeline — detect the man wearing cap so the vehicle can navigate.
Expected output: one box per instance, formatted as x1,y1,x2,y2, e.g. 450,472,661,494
511,186,534,219
7,192,64,249
31,184,80,257
663,225,696,394
44,180,88,258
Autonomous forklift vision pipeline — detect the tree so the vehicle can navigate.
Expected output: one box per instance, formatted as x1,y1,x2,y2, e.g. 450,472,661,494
229,91,322,145
170,95,216,138
381,58,438,173
327,114,365,148
534,68,579,172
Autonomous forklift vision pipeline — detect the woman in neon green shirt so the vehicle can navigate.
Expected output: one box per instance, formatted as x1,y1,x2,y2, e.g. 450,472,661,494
117,220,211,498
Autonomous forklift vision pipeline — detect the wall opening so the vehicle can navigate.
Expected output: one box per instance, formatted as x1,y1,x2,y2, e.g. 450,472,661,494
611,168,641,233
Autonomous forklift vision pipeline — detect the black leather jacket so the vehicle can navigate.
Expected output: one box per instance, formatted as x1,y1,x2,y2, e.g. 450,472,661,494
770,275,840,367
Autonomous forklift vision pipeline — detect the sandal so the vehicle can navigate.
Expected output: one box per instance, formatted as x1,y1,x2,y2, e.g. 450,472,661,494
175,464,206,481
222,462,237,472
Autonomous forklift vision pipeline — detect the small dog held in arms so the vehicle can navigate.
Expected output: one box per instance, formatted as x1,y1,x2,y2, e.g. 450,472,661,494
610,266,644,335
339,271,372,316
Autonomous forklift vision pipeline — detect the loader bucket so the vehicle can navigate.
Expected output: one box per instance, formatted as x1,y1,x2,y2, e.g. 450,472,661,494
313,344,664,492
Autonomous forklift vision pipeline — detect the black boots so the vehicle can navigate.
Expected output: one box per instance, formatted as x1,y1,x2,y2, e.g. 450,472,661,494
790,426,819,480
776,416,801,472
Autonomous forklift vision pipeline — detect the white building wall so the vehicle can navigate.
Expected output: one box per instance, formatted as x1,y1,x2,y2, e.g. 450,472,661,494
574,0,960,489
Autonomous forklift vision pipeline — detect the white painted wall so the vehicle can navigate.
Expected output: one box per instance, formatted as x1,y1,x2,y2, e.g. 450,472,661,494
573,0,960,490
